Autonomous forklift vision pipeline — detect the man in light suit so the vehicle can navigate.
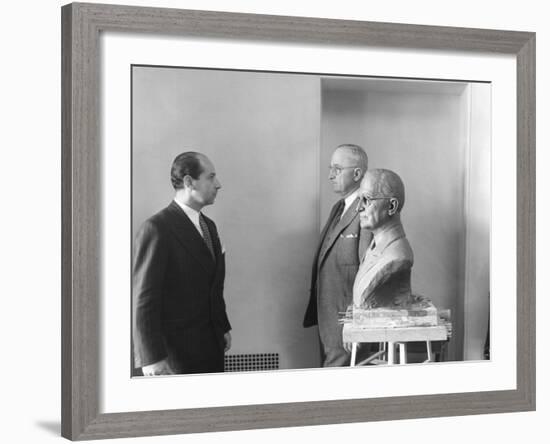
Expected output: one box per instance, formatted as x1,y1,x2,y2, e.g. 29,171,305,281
352,169,413,309
303,144,372,367
133,152,232,376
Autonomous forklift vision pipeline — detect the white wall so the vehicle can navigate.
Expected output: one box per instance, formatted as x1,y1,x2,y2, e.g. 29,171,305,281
2,1,546,444
463,84,492,359
133,67,321,369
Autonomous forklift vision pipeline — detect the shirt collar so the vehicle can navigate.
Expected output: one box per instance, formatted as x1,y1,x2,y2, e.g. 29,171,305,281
343,189,359,214
173,198,201,225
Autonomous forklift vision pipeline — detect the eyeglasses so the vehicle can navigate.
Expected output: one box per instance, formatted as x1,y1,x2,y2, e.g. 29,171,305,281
356,195,393,211
328,165,359,175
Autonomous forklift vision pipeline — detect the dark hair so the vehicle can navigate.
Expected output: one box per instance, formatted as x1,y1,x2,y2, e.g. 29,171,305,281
170,152,204,189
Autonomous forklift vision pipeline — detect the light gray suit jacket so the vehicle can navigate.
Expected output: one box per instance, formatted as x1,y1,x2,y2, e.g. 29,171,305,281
303,198,372,348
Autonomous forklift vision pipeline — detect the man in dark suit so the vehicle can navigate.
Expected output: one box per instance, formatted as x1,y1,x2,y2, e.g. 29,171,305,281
133,152,231,376
352,169,413,309
303,144,372,367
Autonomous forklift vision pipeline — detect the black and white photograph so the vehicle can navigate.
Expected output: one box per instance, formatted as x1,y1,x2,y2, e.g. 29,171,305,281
131,66,490,376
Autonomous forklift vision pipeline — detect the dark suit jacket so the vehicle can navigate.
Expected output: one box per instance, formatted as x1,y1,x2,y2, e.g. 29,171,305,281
303,198,371,348
132,201,231,374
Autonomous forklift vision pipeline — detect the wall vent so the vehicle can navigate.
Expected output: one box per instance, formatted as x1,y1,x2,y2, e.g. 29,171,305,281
224,353,279,372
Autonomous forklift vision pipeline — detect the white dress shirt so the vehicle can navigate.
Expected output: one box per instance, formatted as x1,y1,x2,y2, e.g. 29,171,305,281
173,198,205,238
341,189,359,220
173,198,225,253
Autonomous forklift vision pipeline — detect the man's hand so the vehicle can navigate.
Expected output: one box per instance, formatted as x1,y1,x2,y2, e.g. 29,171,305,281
141,358,174,376
224,331,232,352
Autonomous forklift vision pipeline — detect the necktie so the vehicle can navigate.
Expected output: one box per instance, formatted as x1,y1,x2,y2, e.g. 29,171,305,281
319,199,346,262
329,199,345,232
361,239,375,263
199,214,215,259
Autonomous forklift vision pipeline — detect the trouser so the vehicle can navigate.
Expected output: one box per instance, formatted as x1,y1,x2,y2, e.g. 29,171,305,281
322,344,351,367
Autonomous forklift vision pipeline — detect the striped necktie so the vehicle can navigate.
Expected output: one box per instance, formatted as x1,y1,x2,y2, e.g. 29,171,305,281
199,214,215,259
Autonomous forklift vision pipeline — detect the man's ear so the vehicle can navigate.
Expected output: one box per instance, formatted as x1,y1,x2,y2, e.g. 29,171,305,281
182,175,194,189
353,168,363,182
388,198,399,216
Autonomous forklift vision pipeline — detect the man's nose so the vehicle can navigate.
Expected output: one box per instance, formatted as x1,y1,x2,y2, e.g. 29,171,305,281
215,178,222,189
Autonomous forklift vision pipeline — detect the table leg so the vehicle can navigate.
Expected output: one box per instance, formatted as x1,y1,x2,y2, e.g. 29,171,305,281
350,342,357,367
387,342,395,365
426,341,433,362
399,343,408,364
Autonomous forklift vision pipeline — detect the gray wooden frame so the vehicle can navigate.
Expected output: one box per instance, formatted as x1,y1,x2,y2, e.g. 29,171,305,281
61,2,535,440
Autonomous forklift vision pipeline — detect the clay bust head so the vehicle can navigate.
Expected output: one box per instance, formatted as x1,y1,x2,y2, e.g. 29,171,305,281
357,169,405,232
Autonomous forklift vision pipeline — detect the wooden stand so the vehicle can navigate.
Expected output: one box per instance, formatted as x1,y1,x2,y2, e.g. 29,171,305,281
343,324,449,366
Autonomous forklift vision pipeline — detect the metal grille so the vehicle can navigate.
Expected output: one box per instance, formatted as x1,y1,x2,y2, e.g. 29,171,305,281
224,353,279,372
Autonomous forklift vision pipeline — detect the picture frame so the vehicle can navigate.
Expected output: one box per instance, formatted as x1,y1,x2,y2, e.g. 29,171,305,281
61,2,535,440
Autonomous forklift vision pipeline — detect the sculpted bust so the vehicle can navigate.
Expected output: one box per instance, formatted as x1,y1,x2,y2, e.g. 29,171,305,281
352,169,414,309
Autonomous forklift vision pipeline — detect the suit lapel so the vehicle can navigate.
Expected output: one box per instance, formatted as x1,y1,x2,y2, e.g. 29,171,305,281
202,214,226,284
332,197,359,236
314,202,340,256
165,201,215,273
318,197,360,266
202,215,222,260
